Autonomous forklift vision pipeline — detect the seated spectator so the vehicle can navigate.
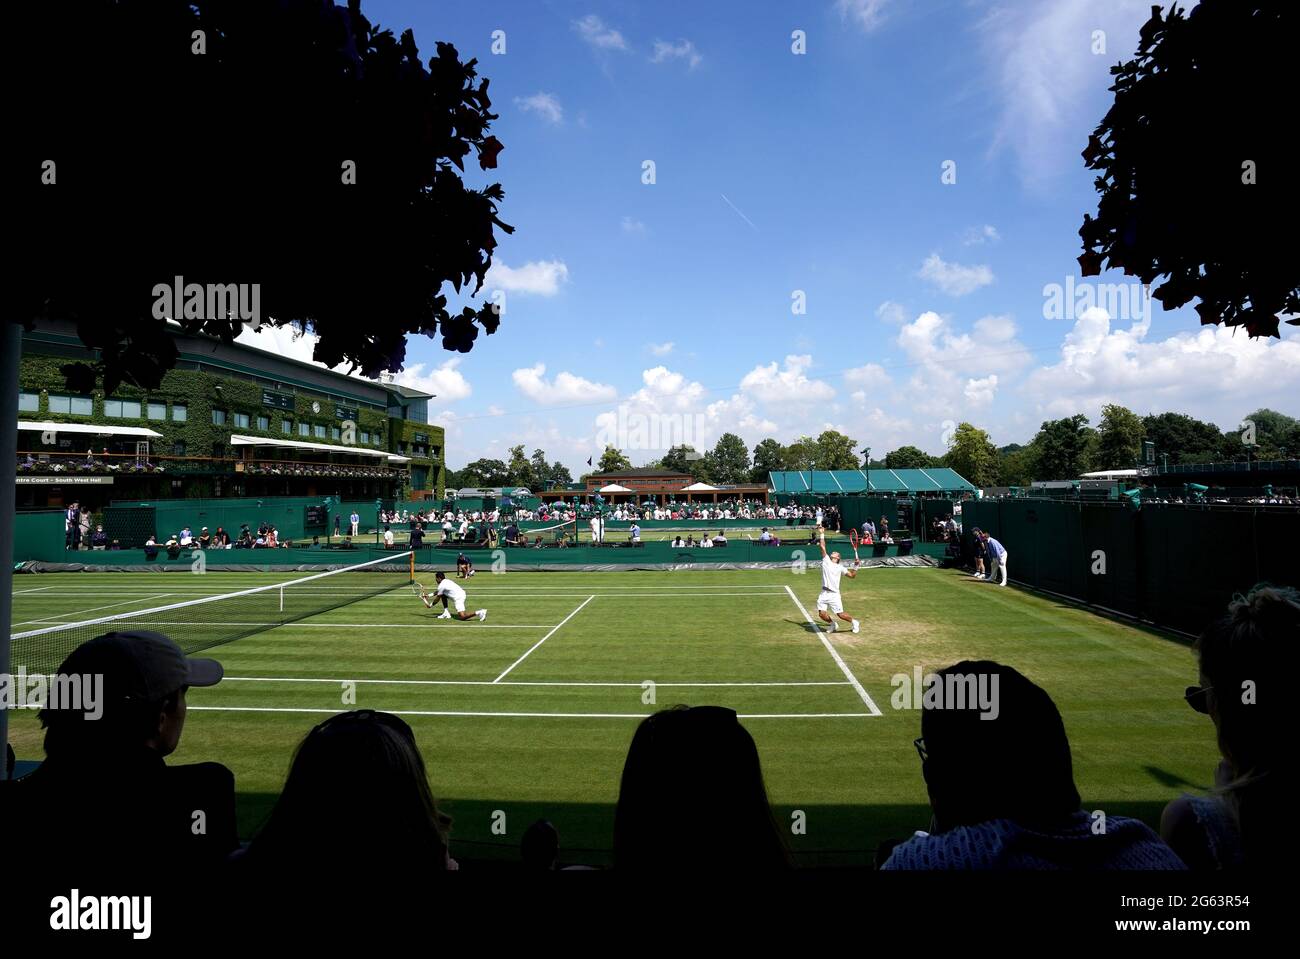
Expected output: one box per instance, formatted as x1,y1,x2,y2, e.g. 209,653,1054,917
759,528,772,545
1161,585,1295,871
881,661,1185,870
504,522,521,546
237,710,454,874
685,535,696,548
267,527,279,549
699,534,713,549
671,536,685,548
143,534,159,561
198,527,212,549
0,631,235,870
712,531,727,547
165,535,181,559
214,526,230,547
522,819,560,871
91,525,108,550
179,526,193,547
614,705,789,870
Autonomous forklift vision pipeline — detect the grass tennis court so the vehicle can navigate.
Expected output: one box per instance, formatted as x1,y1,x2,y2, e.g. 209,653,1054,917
7,567,1220,867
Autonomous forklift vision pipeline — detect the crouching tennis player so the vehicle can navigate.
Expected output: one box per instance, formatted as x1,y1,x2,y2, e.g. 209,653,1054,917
420,571,487,622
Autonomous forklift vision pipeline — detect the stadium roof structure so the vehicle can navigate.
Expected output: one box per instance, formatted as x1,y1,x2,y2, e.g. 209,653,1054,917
19,420,165,439
767,468,977,494
229,434,409,463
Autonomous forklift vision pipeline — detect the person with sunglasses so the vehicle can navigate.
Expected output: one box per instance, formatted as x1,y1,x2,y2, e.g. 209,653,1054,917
882,661,1185,870
1160,584,1296,871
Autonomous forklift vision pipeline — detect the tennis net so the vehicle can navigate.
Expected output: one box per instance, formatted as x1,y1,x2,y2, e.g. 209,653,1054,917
11,552,414,675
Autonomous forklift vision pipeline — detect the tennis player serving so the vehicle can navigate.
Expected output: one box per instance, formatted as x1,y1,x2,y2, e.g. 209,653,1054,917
815,525,860,634
416,571,487,622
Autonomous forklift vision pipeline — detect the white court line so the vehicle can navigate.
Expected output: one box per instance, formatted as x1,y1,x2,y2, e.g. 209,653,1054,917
13,594,172,627
493,595,596,684
189,705,873,720
223,676,851,687
13,586,57,594
783,585,881,716
10,620,552,629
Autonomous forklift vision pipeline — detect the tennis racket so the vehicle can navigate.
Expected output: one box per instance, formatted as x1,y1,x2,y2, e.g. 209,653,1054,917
411,581,426,598
849,528,861,565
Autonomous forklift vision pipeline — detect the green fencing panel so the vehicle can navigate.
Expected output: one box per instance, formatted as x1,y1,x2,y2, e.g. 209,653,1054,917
13,510,69,563
103,506,157,550
963,500,1296,637
1081,504,1139,615
1139,506,1256,635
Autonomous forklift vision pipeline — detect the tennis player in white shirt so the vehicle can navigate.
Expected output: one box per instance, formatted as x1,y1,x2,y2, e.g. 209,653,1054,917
420,571,486,621
815,527,860,634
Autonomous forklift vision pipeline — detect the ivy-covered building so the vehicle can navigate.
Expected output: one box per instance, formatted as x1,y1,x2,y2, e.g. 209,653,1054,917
16,320,445,510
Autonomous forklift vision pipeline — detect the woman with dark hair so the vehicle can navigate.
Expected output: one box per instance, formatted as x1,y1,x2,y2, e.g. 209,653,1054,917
241,710,454,873
1161,584,1295,871
613,705,789,870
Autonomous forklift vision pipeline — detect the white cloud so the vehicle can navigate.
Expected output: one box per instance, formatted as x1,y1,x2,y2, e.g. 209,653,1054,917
918,254,994,297
512,363,617,406
484,259,569,296
876,301,908,325
1022,308,1300,424
649,341,675,356
963,224,1001,245
235,325,367,380
740,354,836,405
979,0,1152,188
515,92,563,125
836,0,895,33
621,216,646,234
964,374,1000,406
895,309,1030,419
844,363,892,388
394,358,472,403
651,39,702,69
573,14,628,51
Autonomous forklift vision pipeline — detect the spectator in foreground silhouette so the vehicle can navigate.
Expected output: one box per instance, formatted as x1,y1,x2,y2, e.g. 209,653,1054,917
614,705,790,870
241,709,454,873
1161,584,1295,871
0,631,235,869
522,819,560,871
882,661,1185,870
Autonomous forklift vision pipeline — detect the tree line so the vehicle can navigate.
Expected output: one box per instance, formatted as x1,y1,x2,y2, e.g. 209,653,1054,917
444,408,1298,492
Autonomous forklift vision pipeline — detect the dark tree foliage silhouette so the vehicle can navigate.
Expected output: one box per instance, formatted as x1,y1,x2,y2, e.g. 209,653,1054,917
17,0,512,393
1078,1,1298,338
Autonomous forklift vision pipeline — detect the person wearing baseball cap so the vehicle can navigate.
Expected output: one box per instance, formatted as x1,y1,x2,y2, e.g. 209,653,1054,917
0,631,237,870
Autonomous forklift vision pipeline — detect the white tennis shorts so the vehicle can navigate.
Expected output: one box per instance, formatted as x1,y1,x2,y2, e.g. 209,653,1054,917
816,590,843,614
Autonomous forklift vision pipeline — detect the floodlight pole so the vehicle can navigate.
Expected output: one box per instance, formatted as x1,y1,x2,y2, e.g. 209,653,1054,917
1,322,23,779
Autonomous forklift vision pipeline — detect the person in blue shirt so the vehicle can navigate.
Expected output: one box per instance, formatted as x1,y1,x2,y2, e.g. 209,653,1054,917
980,531,1008,586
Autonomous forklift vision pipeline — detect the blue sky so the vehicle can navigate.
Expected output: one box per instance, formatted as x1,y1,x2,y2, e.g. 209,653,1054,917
241,0,1300,473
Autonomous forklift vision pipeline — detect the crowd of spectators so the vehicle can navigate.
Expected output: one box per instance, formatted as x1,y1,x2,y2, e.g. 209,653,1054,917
22,449,164,475
3,584,1287,875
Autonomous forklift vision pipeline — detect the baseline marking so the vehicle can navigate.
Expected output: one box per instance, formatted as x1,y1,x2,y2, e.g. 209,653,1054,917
492,595,596,684
222,676,851,688
189,705,873,720
783,585,882,716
